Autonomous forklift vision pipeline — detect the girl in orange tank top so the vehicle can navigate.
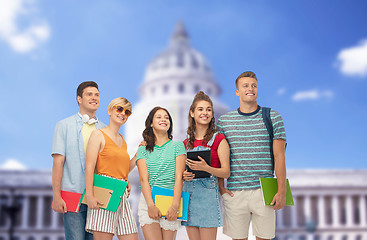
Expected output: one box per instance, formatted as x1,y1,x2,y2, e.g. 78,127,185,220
84,97,139,239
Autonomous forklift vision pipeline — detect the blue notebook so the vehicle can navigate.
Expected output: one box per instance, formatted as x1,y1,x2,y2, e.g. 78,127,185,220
151,186,190,221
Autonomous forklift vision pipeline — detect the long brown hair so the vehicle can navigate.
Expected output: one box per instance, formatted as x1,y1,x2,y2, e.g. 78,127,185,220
186,91,216,150
142,106,173,152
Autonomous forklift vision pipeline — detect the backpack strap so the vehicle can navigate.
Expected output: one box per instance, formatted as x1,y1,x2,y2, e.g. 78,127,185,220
207,132,218,148
262,107,274,171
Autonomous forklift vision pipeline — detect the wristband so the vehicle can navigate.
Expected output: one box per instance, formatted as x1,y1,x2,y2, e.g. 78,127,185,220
171,206,179,214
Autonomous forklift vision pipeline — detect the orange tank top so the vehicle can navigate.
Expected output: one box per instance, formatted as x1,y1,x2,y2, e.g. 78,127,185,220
96,130,130,180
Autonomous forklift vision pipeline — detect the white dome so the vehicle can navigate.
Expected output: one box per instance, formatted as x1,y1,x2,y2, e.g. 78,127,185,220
140,22,220,100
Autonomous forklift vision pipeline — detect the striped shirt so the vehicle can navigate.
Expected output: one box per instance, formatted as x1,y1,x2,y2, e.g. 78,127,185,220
137,140,186,190
217,106,286,191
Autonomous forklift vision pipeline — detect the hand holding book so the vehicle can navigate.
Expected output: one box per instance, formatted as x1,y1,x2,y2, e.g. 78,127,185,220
148,204,162,220
86,194,104,209
186,156,209,171
270,191,286,210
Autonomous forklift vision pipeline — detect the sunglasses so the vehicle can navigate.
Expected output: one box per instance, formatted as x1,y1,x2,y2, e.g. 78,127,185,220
113,105,132,117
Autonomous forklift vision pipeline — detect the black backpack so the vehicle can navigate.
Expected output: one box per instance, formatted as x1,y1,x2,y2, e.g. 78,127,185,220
261,107,287,171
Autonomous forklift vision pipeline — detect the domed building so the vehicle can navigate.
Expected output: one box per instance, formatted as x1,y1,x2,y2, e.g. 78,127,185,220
124,22,228,152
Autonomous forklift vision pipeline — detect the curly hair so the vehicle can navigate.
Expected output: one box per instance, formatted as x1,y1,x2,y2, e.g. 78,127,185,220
142,106,173,152
186,91,216,150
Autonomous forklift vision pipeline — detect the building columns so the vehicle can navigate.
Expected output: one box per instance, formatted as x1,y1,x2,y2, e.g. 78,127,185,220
304,195,312,223
21,195,29,229
277,209,284,229
359,195,367,227
317,195,326,229
36,196,44,229
346,195,354,227
51,210,59,229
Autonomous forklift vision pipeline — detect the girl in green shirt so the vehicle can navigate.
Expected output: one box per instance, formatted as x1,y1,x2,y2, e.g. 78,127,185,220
136,106,186,240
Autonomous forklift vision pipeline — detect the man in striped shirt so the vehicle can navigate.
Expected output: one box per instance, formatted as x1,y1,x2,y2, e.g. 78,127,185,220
218,71,287,240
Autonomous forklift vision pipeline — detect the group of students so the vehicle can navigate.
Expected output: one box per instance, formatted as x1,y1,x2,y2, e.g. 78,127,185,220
51,71,287,240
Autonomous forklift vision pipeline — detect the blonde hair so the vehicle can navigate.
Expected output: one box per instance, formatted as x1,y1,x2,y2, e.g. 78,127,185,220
107,97,132,112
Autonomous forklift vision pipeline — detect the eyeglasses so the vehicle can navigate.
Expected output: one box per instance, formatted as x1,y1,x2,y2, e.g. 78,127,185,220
113,105,132,117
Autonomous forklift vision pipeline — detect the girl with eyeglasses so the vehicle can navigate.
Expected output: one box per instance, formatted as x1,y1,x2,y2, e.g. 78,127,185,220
84,97,138,240
182,91,230,240
136,106,186,240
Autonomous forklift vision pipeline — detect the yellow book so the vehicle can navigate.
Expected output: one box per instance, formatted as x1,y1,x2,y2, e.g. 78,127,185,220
155,195,183,218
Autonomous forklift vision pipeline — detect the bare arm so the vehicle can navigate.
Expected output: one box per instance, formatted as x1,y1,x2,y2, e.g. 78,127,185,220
129,153,137,172
166,154,186,221
51,154,67,213
129,141,147,172
85,130,103,209
271,139,287,210
137,158,161,220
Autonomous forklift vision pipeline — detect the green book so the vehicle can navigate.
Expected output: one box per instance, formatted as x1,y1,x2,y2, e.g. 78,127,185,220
259,178,294,206
80,174,127,212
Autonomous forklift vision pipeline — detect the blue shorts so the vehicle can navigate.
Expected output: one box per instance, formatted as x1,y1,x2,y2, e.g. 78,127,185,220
182,176,223,228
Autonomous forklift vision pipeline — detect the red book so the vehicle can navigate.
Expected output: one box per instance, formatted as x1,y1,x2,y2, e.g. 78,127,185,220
51,191,82,213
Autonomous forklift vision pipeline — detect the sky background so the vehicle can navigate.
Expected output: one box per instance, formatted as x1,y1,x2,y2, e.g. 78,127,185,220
0,0,367,170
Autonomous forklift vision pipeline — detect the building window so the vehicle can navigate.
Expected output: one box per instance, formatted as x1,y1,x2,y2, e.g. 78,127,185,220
194,84,200,93
43,196,52,227
58,212,63,227
325,196,332,225
353,196,360,224
0,195,8,226
178,84,184,93
163,85,169,94
340,196,346,224
282,206,291,227
191,55,198,69
29,196,37,227
207,88,212,95
177,51,184,68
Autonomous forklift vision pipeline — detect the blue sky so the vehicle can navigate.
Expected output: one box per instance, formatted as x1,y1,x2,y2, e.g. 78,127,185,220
0,0,366,170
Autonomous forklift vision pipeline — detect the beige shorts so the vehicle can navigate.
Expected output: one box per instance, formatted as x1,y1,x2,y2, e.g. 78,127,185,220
138,193,181,231
222,188,275,239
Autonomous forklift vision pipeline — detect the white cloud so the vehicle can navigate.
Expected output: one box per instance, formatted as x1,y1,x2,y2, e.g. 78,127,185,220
292,89,334,102
277,88,286,96
0,0,50,53
0,158,27,170
336,39,367,77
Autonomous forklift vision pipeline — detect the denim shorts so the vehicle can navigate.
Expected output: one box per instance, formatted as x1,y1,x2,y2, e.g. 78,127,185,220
181,176,223,228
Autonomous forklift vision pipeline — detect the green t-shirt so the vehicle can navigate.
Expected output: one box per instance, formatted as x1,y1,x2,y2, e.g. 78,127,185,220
137,140,186,190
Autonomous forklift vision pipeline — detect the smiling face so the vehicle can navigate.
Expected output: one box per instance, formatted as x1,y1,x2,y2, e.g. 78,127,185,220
108,105,131,126
236,77,258,104
77,86,100,114
151,109,171,134
190,100,213,127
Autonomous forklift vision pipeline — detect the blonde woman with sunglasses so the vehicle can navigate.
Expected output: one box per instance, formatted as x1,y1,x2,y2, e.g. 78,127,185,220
85,97,138,240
